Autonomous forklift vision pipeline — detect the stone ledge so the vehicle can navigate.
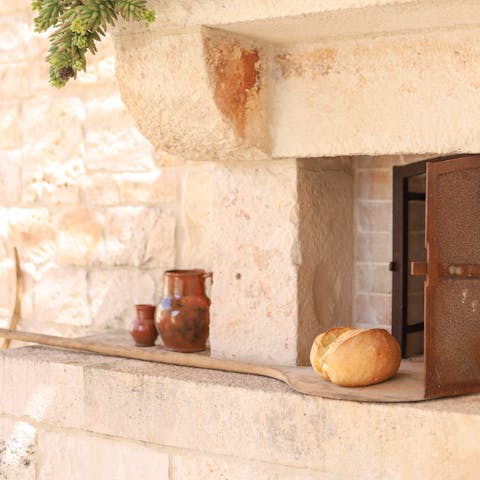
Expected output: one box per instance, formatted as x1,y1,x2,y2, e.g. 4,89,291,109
1,341,480,478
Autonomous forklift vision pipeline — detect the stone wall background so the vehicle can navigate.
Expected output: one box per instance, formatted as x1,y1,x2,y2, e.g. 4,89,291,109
0,1,214,338
0,2,434,342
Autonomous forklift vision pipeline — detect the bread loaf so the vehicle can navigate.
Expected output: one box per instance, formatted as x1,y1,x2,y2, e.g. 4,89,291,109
310,327,401,387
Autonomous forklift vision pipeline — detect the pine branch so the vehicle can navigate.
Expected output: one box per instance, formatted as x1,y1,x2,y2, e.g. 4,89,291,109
32,0,155,87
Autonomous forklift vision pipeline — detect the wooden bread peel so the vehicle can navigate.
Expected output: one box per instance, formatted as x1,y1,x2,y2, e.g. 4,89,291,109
0,249,426,403
0,327,426,402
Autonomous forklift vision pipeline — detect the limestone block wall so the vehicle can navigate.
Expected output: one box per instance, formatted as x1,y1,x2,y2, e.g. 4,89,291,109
0,2,213,338
2,344,480,480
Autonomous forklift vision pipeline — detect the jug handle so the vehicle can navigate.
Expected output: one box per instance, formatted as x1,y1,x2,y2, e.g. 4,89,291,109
202,272,213,300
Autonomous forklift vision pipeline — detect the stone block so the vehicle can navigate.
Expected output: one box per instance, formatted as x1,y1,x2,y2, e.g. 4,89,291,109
85,93,153,172
88,269,159,329
37,429,169,480
23,97,85,162
0,150,21,204
0,14,30,63
114,31,268,161
0,416,36,480
0,347,106,428
34,267,90,326
154,150,185,167
8,208,55,265
297,159,354,364
56,208,104,266
355,155,403,169
402,154,437,164
83,358,323,468
356,232,391,262
356,170,392,201
171,454,341,480
270,29,480,157
180,169,214,268
105,207,175,267
22,97,85,205
0,64,29,100
210,160,299,365
357,201,392,233
321,401,480,479
0,101,21,150
83,174,120,206
356,264,391,295
355,294,391,326
0,0,31,14
3,339,480,479
117,170,178,204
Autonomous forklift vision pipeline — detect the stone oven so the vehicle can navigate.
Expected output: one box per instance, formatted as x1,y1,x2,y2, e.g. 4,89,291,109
1,1,480,478
112,0,480,368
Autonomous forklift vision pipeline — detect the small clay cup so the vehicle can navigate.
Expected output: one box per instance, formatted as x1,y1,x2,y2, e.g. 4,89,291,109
130,304,158,347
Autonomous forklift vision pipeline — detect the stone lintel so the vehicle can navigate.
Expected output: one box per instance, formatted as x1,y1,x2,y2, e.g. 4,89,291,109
113,2,480,160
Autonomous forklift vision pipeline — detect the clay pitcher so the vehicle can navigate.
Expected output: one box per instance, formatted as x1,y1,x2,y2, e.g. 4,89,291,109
158,269,213,352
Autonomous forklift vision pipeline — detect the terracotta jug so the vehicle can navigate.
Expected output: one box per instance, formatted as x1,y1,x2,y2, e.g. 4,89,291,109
130,304,158,347
158,269,213,352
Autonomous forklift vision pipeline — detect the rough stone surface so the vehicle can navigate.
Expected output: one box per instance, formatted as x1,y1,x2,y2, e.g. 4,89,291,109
105,207,175,267
88,268,159,329
210,160,299,365
114,5,480,159
0,13,30,63
180,168,214,268
0,151,21,204
34,267,90,327
270,29,480,156
297,158,354,364
111,0,453,38
117,170,178,205
171,454,341,480
0,416,36,480
114,31,269,161
0,346,105,428
85,93,153,172
203,30,269,152
37,429,169,480
2,342,480,479
83,174,121,206
0,10,214,341
56,208,104,266
0,101,22,150
8,208,55,265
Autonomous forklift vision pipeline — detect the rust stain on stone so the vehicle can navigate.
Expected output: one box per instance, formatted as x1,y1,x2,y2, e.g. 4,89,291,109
204,36,261,138
276,49,337,79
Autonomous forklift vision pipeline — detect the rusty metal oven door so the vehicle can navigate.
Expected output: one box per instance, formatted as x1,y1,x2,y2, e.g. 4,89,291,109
413,155,480,398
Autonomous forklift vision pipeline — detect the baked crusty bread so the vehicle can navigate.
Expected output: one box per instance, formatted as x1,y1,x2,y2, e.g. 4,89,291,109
310,327,401,387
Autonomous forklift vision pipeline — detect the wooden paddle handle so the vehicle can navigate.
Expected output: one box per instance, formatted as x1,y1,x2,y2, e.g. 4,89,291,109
1,247,22,350
0,328,286,383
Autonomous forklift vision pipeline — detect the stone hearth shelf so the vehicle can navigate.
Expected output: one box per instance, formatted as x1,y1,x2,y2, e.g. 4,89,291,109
1,341,479,479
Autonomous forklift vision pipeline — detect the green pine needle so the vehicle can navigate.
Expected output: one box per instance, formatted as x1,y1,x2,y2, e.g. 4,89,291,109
32,0,155,87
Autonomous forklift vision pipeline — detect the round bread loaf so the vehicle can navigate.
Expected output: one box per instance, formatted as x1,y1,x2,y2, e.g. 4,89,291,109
310,327,401,387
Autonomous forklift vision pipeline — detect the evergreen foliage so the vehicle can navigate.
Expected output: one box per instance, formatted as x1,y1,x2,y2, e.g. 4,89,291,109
32,0,155,87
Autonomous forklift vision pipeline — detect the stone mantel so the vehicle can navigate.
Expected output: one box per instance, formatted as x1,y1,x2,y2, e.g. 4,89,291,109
1,339,480,478
112,0,480,160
